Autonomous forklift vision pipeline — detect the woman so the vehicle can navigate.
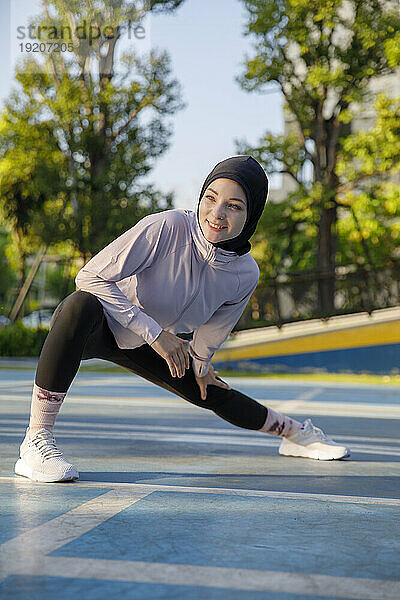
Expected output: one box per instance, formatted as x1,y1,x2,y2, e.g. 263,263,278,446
15,155,350,483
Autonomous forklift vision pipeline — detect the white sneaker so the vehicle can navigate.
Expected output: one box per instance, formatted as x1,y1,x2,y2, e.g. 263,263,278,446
279,419,351,461
15,427,79,482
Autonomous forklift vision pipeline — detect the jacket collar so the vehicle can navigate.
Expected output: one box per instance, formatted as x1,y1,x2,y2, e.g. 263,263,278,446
186,210,240,265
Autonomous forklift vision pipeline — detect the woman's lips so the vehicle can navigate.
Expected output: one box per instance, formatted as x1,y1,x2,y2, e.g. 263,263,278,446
206,219,227,231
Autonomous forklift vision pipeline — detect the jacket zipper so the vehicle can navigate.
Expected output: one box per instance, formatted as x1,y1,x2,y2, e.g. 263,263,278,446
164,247,212,329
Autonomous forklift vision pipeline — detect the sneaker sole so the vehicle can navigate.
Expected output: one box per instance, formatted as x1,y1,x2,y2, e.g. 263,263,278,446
279,439,351,461
14,458,79,483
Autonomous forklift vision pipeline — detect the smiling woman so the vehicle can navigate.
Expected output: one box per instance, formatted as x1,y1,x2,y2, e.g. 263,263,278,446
14,155,351,484
199,178,247,243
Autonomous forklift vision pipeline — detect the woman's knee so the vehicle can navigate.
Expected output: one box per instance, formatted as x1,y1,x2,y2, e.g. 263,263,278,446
50,290,103,332
199,384,232,410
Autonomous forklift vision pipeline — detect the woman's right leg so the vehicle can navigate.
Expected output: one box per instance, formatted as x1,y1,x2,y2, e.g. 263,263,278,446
15,291,107,482
35,290,105,392
26,290,105,437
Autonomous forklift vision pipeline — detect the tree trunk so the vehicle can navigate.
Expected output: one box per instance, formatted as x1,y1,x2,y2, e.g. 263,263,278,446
13,229,27,304
314,112,341,317
316,204,337,315
9,246,48,322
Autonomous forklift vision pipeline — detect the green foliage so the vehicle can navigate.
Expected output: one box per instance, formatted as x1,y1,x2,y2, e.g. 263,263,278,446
237,0,400,314
45,262,78,299
335,184,400,267
0,0,185,264
238,0,400,179
337,94,400,183
0,322,49,357
0,227,17,314
385,31,400,68
334,92,400,268
250,193,318,277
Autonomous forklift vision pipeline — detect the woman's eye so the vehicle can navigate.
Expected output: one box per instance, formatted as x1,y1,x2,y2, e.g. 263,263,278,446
205,196,242,210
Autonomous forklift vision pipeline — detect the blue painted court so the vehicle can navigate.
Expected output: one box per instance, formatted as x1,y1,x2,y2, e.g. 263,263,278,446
0,360,399,599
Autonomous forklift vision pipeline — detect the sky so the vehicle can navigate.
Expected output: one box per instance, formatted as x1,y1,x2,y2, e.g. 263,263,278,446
0,0,283,210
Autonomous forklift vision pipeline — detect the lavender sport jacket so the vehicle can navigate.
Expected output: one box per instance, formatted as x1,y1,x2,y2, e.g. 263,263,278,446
75,209,259,376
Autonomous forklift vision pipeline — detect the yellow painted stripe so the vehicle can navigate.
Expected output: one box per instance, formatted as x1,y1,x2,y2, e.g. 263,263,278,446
215,321,400,361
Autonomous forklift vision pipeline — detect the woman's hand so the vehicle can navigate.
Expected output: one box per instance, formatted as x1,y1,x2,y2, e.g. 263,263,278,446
195,364,231,401
150,330,190,378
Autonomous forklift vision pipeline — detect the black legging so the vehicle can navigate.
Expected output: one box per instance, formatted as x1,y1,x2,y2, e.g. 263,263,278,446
35,290,268,431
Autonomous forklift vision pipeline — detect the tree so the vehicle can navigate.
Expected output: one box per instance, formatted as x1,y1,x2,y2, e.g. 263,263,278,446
0,227,17,316
236,0,400,314
0,109,67,298
0,0,185,268
336,93,400,270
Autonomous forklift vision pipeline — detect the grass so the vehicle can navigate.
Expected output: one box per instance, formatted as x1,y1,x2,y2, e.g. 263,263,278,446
218,370,400,385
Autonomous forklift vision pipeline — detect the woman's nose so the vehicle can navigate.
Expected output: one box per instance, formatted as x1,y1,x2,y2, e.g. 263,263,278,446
212,204,226,219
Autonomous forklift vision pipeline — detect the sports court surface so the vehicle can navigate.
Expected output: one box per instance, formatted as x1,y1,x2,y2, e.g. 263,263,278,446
0,359,399,599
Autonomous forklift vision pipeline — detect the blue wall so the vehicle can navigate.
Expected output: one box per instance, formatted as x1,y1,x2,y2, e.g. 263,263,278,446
214,343,400,375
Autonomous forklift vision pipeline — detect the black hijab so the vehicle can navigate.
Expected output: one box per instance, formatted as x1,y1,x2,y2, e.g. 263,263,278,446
196,155,269,256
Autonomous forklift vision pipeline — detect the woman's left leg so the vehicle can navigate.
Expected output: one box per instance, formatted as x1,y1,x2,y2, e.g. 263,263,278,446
89,325,350,460
88,326,301,436
117,346,269,430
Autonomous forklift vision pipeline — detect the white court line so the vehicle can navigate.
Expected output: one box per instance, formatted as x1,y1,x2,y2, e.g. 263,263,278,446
0,418,277,436
0,393,185,408
3,370,400,391
0,383,33,389
1,427,399,456
1,481,399,597
2,427,400,456
3,393,400,418
294,402,400,419
0,378,144,389
0,487,151,583
4,418,400,445
1,479,398,598
2,477,400,506
9,555,400,599
275,387,323,410
68,372,400,392
283,401,400,419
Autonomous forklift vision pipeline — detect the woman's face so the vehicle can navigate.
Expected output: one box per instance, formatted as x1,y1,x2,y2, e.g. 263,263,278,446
199,178,247,244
